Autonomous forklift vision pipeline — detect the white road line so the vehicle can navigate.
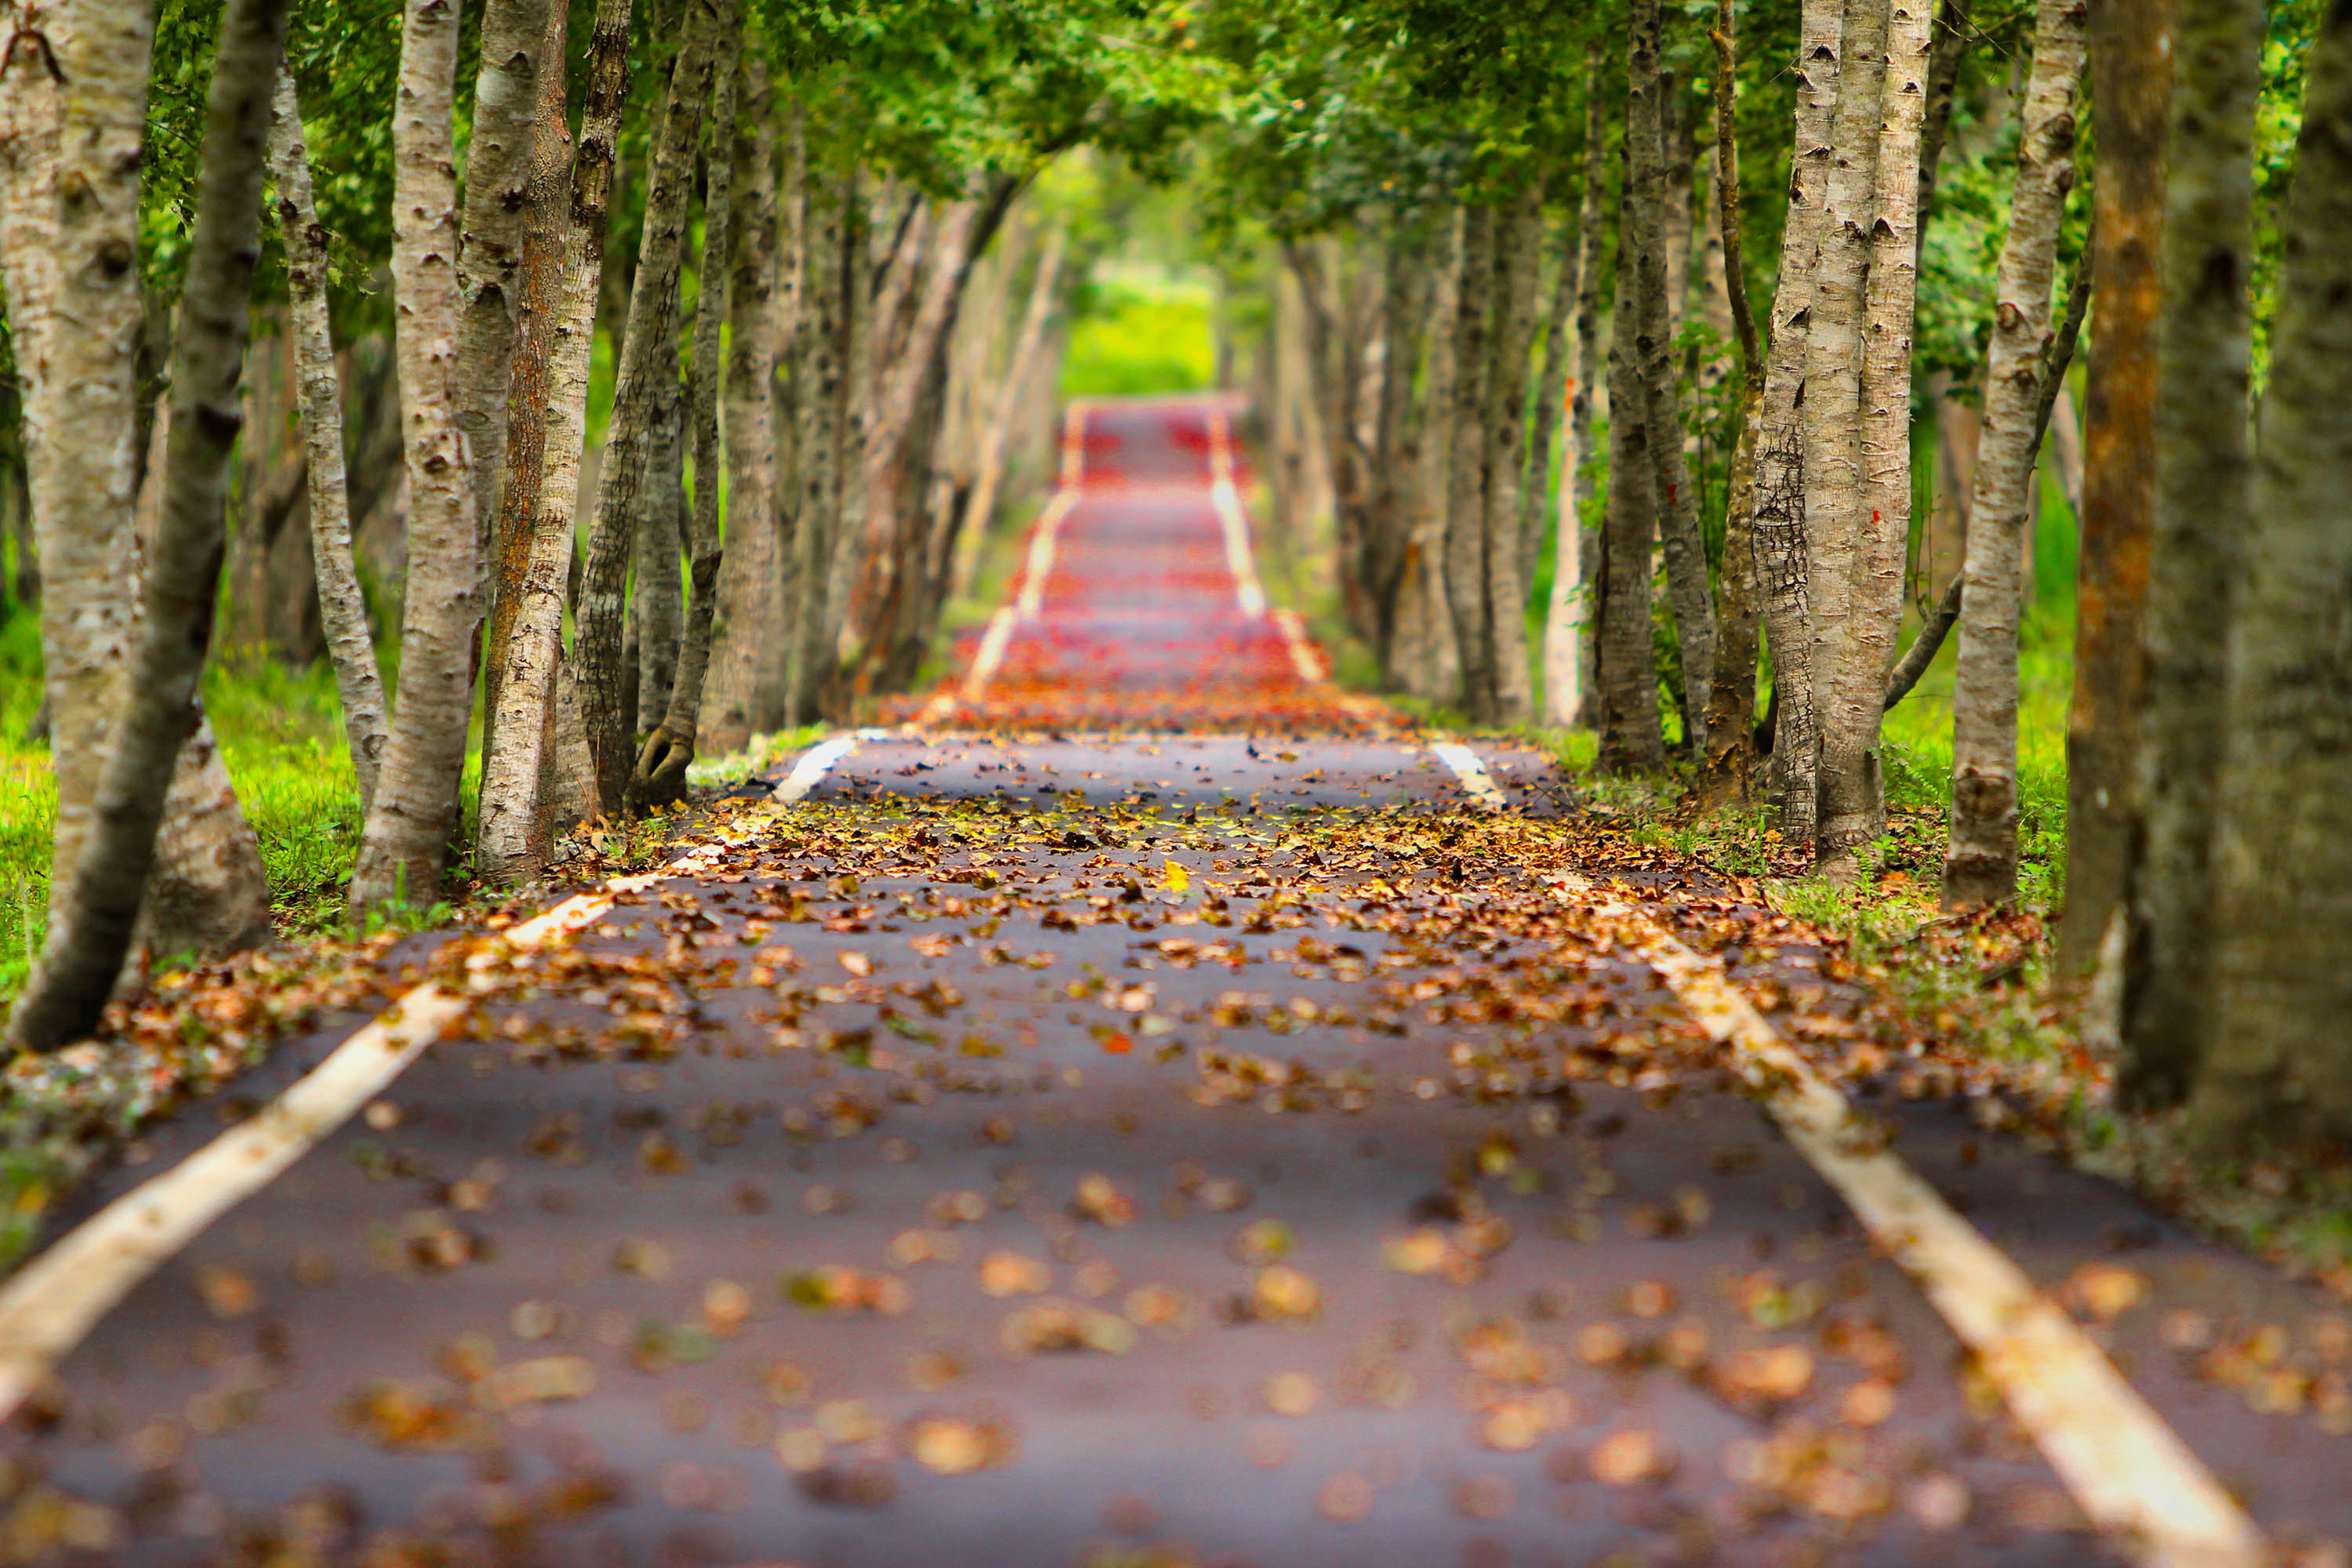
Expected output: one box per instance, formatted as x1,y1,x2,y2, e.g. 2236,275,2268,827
1270,608,1326,683
1205,408,1269,619
1428,741,1510,809
1418,742,2266,1568
0,731,884,1421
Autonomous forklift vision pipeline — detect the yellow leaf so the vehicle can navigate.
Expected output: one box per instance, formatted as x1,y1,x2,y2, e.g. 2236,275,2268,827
1161,859,1189,895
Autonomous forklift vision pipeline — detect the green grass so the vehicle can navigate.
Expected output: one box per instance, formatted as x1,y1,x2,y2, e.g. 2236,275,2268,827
1061,272,1215,400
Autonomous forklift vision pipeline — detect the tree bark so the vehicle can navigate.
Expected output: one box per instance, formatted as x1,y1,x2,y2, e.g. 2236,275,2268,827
1749,0,1844,853
1803,0,1889,761
635,14,742,803
1627,0,1716,751
788,165,851,724
477,0,632,882
633,370,685,725
0,0,151,908
1817,0,1933,876
573,0,715,815
1695,0,1769,811
2061,0,2173,976
1443,205,1497,720
1522,198,1579,604
1915,0,1973,270
702,49,782,754
2118,0,2258,1097
1544,81,1611,731
1481,183,1544,724
1598,183,1669,773
2200,0,2352,1156
349,0,484,916
8,0,284,1051
961,223,1064,590
267,73,389,812
1940,0,2088,907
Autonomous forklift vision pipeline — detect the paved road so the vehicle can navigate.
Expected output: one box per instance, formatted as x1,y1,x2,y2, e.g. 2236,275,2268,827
2,400,2347,1567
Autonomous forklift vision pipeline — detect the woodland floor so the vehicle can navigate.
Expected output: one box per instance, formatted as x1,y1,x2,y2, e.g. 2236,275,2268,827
0,399,2346,1566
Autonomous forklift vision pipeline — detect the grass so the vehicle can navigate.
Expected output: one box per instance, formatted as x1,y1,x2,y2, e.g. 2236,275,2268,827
1061,270,1215,400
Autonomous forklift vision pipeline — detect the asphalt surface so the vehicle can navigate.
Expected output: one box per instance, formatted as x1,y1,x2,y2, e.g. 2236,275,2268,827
3,399,2348,1567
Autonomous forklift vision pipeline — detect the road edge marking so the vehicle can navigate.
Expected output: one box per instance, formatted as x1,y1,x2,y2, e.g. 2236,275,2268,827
1204,407,1269,619
773,728,882,803
1418,742,2264,1568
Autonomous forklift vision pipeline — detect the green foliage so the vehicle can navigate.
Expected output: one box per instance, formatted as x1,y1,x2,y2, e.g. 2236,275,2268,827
1061,269,1215,397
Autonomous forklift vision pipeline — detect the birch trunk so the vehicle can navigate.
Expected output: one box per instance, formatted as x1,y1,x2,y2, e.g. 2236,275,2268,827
9,0,284,1050
1482,183,1544,724
2118,0,2257,1094
1817,0,1933,873
573,0,714,815
1940,0,2089,906
635,16,742,803
702,50,781,753
1399,215,1461,703
1544,79,1611,730
1802,0,1889,750
1661,80,1694,341
2201,0,2352,1156
2060,0,2173,976
634,371,685,724
1369,220,1434,676
475,0,569,800
477,0,633,881
1521,210,1577,601
453,0,557,546
349,0,481,916
267,74,388,811
1628,0,1716,750
788,167,850,723
1598,185,1669,772
1916,0,1972,270
1443,205,1496,720
1748,0,1844,852
961,223,1064,576
0,0,151,907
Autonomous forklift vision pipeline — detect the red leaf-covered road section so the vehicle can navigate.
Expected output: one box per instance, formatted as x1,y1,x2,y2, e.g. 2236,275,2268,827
0,397,2344,1567
909,399,1378,735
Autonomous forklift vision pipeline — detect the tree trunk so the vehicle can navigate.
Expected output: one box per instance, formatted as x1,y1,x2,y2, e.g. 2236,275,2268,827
633,372,685,725
635,16,742,803
1482,183,1544,724
477,0,632,882
8,0,284,1051
961,223,1064,586
1817,0,1933,876
1748,0,1844,853
349,0,485,916
0,0,151,908
2060,0,2173,976
267,73,389,811
1544,79,1611,731
1661,78,1695,341
573,0,715,815
1598,183,1668,773
1916,0,1973,270
1695,0,1769,810
817,183,873,706
1627,0,1716,751
1443,205,1497,720
788,165,851,724
1803,0,1890,770
2117,0,2258,1096
2199,0,2352,1156
1522,201,1578,604
702,49,782,754
1365,220,1432,677
1940,0,2089,907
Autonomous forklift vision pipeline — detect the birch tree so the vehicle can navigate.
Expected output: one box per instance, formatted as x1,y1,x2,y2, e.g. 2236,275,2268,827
788,166,850,725
1443,205,1496,720
1940,0,2089,906
1480,183,1542,724
1543,78,1610,730
1598,176,1668,772
8,0,285,1051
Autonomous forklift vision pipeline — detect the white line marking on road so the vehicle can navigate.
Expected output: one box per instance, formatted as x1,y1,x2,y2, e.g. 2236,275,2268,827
1205,408,1268,619
1428,741,1509,809
773,728,883,803
1270,608,1325,683
1418,741,2266,1568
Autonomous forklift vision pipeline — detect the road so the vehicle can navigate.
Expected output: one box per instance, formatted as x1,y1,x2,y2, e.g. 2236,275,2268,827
0,398,2344,1567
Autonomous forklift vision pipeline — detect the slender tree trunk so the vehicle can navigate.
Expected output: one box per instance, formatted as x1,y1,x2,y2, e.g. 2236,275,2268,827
1661,78,1695,341
267,73,388,811
767,100,806,699
1817,0,1933,876
0,0,151,907
818,184,873,706
1748,0,1844,853
2060,0,2173,976
2200,0,2352,1156
635,16,742,802
788,165,851,723
1366,219,1432,676
2117,0,2258,1095
1941,0,2089,906
573,0,715,815
1916,0,1973,270
633,374,685,724
962,223,1064,579
477,0,632,881
8,0,285,1051
1399,214,1461,703
1695,0,1769,810
476,0,570,804
1444,205,1497,720
702,49,781,753
1545,80,1611,730
349,0,483,916
1627,0,1716,750
1598,186,1669,772
1803,0,1890,762
1482,183,1544,724
1522,208,1577,603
